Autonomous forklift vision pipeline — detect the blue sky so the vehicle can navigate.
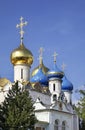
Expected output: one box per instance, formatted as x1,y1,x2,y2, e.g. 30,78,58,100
0,0,85,102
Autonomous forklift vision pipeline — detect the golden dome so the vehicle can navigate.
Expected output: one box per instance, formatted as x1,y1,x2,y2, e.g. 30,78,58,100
10,43,33,66
0,78,11,88
31,60,49,77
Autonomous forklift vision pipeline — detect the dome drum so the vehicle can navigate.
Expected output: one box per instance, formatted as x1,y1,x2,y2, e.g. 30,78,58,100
47,71,64,79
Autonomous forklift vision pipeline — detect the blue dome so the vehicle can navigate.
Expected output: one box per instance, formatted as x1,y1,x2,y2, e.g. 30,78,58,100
30,68,48,86
47,63,64,79
62,76,73,91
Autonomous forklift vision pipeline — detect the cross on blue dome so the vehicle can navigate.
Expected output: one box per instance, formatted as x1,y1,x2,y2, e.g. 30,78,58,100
47,63,64,79
47,52,64,79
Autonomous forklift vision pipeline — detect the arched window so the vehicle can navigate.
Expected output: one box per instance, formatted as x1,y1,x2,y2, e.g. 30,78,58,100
53,94,57,101
62,121,66,130
54,119,59,130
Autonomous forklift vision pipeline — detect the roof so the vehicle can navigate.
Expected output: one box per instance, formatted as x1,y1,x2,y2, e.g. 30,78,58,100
0,78,11,87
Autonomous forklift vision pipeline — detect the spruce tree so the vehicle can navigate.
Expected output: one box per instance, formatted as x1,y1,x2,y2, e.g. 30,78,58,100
0,82,37,130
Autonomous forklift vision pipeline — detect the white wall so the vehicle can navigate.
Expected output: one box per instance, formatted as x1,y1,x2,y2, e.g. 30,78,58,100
14,64,30,82
48,110,73,130
64,91,72,103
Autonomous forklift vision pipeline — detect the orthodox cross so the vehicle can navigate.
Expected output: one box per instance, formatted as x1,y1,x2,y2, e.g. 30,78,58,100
53,52,58,63
16,16,28,42
61,63,66,71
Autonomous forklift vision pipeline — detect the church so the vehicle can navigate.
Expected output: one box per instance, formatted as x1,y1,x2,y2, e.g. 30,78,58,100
0,17,79,130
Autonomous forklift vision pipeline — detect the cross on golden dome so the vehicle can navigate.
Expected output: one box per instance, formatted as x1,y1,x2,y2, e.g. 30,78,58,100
16,16,28,42
53,52,58,63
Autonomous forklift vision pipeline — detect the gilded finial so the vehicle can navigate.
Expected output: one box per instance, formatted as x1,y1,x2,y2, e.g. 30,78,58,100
16,17,28,43
61,63,66,71
53,52,58,63
38,47,44,66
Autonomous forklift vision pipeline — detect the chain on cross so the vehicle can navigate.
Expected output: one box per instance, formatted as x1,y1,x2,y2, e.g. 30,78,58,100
16,16,28,42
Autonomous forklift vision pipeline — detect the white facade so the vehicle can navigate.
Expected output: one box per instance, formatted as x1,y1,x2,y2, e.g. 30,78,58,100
14,64,30,82
34,95,79,130
0,80,79,130
0,56,79,130
63,91,72,103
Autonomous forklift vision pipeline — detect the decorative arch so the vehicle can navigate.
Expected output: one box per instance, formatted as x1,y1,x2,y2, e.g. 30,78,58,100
54,119,59,130
53,94,57,101
62,121,66,130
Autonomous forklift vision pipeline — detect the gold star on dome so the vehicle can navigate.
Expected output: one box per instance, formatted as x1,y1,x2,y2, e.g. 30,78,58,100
16,17,28,43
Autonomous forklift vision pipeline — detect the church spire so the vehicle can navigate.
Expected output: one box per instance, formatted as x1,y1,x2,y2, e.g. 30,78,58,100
16,16,28,43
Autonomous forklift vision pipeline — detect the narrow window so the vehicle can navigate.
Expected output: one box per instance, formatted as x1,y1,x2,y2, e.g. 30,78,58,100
53,84,55,91
53,94,57,101
54,120,59,130
62,121,66,130
21,69,23,79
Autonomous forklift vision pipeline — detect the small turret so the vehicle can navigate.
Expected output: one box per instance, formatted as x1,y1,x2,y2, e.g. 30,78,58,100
47,52,64,103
